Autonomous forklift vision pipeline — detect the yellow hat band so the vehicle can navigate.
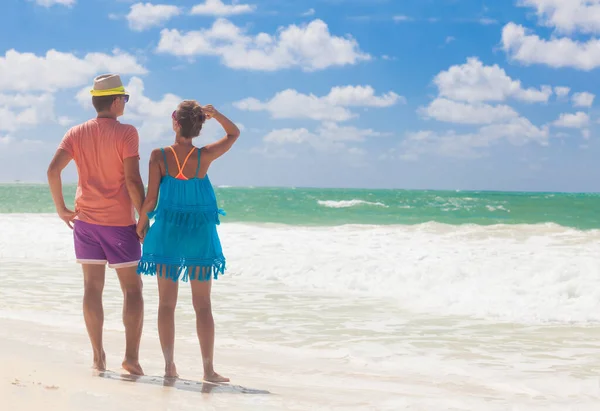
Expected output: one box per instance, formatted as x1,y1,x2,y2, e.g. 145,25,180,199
90,86,127,96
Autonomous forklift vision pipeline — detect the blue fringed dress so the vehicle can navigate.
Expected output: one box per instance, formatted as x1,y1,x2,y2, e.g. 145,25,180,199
137,147,226,282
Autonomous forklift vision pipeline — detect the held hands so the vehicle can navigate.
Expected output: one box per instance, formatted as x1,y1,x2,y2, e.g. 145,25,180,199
136,220,148,244
202,105,219,120
58,207,77,229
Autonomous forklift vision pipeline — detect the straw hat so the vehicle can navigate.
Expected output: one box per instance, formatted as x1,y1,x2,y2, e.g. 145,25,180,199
89,74,128,97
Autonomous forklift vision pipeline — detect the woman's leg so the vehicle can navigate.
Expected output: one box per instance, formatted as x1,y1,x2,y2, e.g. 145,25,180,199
190,268,229,382
157,265,179,377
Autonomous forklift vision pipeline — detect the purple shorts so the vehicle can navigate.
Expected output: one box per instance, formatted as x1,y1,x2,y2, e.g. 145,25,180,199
73,220,141,269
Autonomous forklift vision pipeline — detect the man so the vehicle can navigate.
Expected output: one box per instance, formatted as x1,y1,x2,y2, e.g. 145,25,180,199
47,74,146,375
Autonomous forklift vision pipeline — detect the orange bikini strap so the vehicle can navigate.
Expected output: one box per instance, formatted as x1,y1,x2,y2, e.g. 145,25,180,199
168,146,196,179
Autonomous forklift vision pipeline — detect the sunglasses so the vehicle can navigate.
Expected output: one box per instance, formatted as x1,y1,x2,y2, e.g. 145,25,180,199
122,95,130,103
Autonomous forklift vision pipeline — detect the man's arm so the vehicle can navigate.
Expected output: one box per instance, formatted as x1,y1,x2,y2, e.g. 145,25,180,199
124,156,146,218
47,149,77,228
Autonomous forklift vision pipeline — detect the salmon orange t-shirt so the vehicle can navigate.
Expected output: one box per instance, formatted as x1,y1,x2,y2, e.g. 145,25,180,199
58,118,140,227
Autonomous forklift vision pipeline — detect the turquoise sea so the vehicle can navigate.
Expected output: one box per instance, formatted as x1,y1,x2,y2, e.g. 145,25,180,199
1,183,599,229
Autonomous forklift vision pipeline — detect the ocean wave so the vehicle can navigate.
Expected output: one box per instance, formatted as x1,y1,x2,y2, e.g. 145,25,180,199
317,199,389,209
3,215,600,325
486,205,510,212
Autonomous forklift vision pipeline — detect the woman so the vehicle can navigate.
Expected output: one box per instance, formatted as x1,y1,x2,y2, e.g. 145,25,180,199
136,100,240,381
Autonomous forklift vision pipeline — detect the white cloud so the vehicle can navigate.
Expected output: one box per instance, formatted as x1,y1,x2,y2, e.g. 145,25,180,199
236,93,351,122
0,49,147,92
250,145,296,159
33,0,75,7
302,8,315,17
433,57,553,103
263,122,385,148
501,22,600,71
234,85,402,122
325,85,403,107
0,134,44,151
399,130,486,160
260,122,386,156
57,116,75,126
399,118,549,160
481,117,549,146
552,112,590,128
478,18,498,25
0,48,146,138
410,58,553,157
316,122,386,142
554,86,570,98
127,3,181,31
191,0,256,16
156,18,370,71
264,128,312,144
393,15,412,22
517,0,600,35
582,129,591,139
419,98,519,125
0,93,56,132
572,91,595,107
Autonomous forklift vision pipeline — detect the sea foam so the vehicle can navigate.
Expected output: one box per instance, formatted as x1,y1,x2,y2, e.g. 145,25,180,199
1,214,600,325
317,199,388,208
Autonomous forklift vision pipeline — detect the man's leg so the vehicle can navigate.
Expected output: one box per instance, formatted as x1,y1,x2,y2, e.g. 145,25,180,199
74,220,109,371
97,223,144,375
82,264,106,371
115,265,144,376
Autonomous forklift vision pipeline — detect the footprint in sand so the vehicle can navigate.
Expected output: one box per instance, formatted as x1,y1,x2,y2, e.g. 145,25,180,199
10,379,58,390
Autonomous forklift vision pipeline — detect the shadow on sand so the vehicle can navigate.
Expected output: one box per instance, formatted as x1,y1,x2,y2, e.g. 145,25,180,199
97,371,271,395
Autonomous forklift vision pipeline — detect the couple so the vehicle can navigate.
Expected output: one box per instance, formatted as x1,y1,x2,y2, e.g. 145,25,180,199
46,74,240,382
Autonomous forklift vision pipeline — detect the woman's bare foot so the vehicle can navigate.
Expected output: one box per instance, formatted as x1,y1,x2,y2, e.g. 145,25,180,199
203,371,229,383
122,358,144,376
165,362,179,378
93,351,106,372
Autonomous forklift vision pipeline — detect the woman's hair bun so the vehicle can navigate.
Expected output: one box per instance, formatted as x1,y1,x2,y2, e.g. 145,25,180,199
175,100,204,138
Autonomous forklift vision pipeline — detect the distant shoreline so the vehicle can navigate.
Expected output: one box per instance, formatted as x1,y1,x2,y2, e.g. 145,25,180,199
0,181,598,195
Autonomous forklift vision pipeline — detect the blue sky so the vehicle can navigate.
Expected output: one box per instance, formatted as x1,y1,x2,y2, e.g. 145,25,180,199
0,0,599,191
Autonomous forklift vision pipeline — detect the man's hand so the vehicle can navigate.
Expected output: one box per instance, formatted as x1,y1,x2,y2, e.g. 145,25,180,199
58,207,77,229
136,220,148,243
48,148,74,229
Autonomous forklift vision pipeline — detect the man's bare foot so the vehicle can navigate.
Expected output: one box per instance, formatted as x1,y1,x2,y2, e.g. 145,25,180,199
165,362,179,378
93,351,106,372
122,358,144,376
203,371,229,383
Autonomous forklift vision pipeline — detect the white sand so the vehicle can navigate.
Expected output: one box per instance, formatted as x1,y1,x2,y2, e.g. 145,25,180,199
0,317,406,411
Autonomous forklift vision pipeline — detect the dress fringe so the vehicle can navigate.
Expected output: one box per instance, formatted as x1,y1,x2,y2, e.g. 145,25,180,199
137,258,226,282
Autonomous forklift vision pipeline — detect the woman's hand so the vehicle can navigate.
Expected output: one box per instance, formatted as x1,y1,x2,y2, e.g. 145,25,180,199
202,105,219,120
136,221,148,243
